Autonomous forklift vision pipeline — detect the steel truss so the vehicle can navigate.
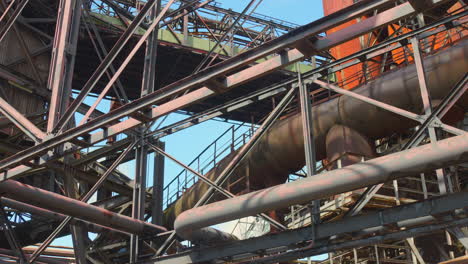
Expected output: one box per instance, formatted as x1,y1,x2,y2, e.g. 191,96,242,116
0,0,467,263
0,0,452,172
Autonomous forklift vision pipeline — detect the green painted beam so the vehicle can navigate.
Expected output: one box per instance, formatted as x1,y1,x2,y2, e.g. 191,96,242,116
89,13,316,74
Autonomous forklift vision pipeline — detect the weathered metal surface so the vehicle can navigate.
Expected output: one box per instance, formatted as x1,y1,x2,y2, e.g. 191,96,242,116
174,133,468,241
147,192,468,264
0,197,120,234
164,40,468,226
0,180,166,235
0,26,48,137
0,0,415,172
325,124,375,169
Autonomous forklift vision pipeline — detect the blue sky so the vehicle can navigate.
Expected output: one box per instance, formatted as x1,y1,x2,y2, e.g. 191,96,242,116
157,0,325,194
53,1,326,260
219,0,324,25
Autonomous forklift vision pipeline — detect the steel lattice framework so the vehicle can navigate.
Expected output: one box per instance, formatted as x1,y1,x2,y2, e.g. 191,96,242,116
0,0,467,263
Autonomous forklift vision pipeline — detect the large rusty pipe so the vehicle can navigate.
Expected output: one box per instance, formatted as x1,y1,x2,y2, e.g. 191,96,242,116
165,39,468,226
0,197,125,234
175,133,468,240
0,180,166,235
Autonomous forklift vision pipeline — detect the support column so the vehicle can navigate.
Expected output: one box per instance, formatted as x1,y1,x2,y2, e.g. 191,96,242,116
46,0,82,133
183,9,189,45
152,141,165,226
45,0,86,262
410,37,447,194
130,1,160,262
63,169,89,264
297,69,320,231
130,138,148,263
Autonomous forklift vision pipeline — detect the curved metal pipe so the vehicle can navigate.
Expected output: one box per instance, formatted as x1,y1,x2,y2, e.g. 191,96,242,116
165,39,468,226
175,133,468,240
0,180,166,235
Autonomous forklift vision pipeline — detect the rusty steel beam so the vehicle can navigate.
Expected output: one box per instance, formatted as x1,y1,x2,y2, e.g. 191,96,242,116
76,0,175,128
0,0,30,43
46,0,82,132
26,140,138,263
174,133,468,241
0,0,16,24
52,0,164,132
193,0,258,73
312,80,464,136
56,0,214,132
0,0,433,172
0,96,46,143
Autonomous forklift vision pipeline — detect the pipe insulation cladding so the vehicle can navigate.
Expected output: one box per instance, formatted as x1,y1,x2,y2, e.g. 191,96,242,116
0,180,167,235
175,133,468,240
164,39,468,226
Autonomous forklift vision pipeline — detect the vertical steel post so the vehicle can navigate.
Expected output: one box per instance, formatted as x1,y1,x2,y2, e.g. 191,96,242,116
183,9,189,45
297,65,320,228
141,0,161,98
46,0,82,132
410,37,447,194
130,138,148,263
446,231,455,259
374,245,380,264
45,0,85,261
152,141,165,226
63,169,88,264
131,1,161,261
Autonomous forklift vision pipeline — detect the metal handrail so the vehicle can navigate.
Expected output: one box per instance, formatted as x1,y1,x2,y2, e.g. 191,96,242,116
163,123,256,208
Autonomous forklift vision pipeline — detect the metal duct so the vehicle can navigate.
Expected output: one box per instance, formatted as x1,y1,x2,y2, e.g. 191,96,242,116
175,133,468,240
164,39,468,226
0,180,166,235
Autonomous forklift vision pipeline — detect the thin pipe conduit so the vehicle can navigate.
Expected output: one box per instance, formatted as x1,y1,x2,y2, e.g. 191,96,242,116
175,133,468,240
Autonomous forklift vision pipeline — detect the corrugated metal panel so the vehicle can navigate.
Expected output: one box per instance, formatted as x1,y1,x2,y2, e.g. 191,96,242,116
322,0,382,90
0,27,48,136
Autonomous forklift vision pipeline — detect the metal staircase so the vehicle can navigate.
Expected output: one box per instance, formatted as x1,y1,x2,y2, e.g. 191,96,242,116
162,123,256,209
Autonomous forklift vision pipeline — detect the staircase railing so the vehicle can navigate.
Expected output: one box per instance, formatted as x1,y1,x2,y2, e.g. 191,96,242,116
163,123,255,208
